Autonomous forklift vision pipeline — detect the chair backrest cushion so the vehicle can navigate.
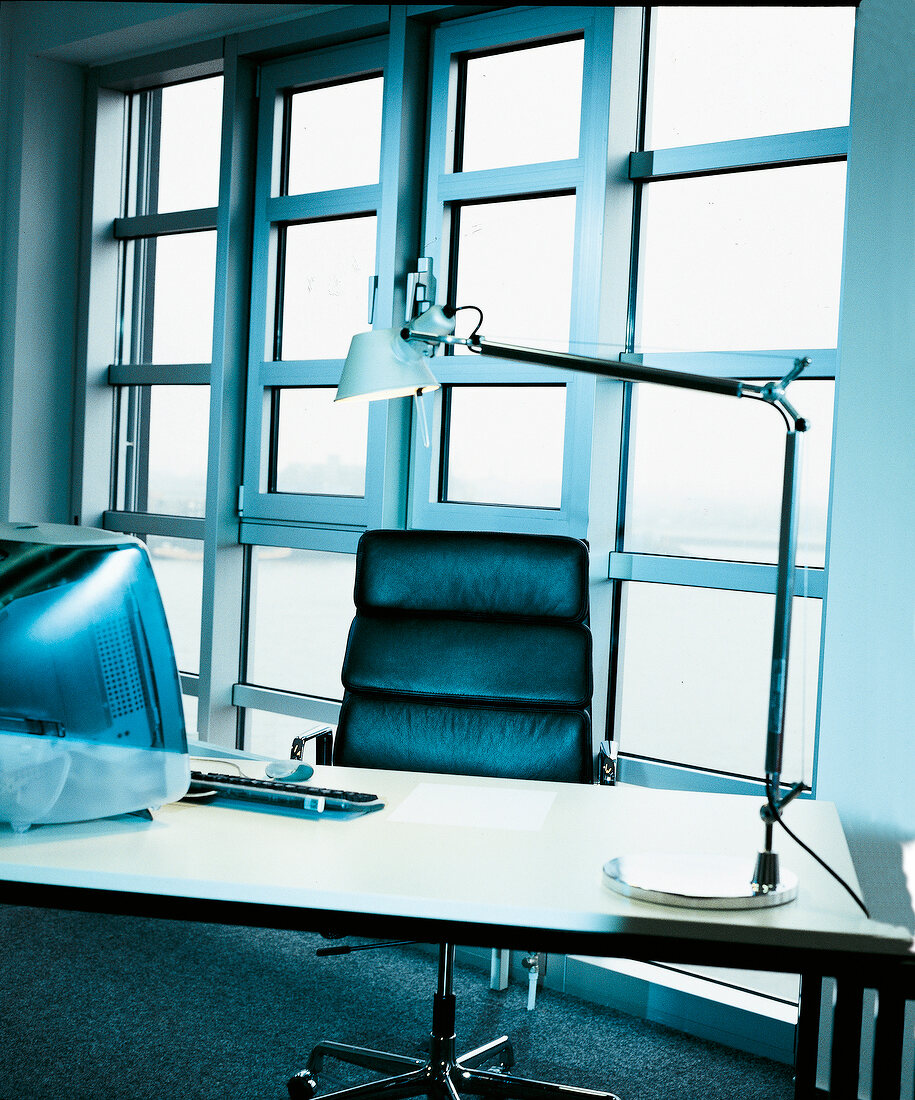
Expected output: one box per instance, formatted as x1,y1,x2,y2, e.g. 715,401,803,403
354,529,589,622
334,530,593,784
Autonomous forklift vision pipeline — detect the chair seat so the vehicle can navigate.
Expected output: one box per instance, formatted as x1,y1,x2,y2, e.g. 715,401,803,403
335,696,591,783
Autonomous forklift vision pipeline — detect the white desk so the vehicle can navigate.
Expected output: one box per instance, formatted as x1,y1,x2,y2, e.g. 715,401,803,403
0,766,912,1098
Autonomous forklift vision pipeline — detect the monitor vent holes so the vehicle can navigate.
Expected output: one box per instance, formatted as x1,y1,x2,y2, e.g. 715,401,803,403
95,618,147,719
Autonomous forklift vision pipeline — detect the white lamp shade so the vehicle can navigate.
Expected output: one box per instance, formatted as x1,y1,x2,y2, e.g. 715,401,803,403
335,328,440,403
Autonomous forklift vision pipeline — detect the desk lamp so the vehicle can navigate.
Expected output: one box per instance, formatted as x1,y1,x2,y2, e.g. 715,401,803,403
336,305,809,910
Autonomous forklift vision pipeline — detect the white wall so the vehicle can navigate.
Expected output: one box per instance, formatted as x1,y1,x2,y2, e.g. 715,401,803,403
0,6,84,523
817,0,915,931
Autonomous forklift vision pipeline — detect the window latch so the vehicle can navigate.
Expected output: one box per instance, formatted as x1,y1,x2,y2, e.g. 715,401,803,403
405,257,436,322
598,740,616,786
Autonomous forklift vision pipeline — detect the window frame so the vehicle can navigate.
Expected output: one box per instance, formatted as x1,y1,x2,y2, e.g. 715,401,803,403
409,5,616,538
84,65,227,717
240,39,393,535
609,6,850,796
230,17,435,735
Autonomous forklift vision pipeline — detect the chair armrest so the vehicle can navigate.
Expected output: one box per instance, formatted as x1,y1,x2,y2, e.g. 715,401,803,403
291,728,333,766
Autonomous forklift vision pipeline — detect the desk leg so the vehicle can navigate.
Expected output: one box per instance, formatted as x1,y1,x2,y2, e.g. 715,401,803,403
795,972,823,1099
829,976,864,1100
871,981,906,1099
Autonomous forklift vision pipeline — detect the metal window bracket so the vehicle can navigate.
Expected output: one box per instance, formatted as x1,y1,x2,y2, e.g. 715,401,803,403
405,257,437,322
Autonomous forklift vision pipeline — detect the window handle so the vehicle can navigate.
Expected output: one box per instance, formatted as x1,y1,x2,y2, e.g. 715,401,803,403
367,274,378,325
405,257,436,322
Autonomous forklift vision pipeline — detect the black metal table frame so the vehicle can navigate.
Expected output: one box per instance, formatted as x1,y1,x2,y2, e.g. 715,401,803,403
3,879,911,1100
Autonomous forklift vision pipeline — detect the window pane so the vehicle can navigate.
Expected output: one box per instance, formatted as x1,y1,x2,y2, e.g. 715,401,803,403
615,583,820,784
247,547,355,699
444,386,566,508
647,6,855,147
146,386,209,517
637,163,846,352
624,380,832,567
118,385,209,517
149,231,217,363
145,535,203,675
455,196,576,350
182,693,198,739
287,76,383,195
274,388,368,496
280,217,376,360
460,39,583,172
156,77,223,213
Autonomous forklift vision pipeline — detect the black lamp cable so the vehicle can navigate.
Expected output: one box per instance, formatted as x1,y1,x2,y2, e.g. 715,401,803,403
453,304,484,340
767,788,871,918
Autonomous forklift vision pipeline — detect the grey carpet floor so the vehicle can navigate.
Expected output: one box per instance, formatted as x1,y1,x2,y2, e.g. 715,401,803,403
0,905,794,1099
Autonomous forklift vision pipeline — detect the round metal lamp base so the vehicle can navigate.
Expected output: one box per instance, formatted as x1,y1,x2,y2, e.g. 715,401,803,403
602,854,798,910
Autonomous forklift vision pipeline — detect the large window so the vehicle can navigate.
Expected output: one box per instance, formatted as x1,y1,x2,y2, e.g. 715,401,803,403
233,7,616,752
611,5,855,796
106,75,223,713
411,9,612,535
242,45,388,533
232,42,395,748
76,0,857,1053
83,7,854,785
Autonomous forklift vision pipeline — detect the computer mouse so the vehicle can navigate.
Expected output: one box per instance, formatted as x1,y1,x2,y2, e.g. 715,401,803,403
264,761,314,782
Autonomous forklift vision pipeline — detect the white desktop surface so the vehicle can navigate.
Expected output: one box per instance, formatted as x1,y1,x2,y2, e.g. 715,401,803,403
0,764,911,963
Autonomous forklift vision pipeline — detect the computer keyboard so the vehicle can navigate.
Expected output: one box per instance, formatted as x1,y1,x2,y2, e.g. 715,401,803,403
188,771,383,814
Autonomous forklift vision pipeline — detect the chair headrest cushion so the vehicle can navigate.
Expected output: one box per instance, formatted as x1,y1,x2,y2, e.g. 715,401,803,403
354,530,589,622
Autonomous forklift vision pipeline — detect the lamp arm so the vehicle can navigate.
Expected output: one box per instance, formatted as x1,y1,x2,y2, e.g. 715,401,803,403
469,336,746,398
406,327,809,430
766,428,803,801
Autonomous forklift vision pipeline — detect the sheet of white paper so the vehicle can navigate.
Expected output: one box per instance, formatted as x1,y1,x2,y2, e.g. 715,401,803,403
388,783,556,832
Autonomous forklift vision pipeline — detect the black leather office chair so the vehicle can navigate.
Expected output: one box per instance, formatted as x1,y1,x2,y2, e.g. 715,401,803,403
288,529,619,1100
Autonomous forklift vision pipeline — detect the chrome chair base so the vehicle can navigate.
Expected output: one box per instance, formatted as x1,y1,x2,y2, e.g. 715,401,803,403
287,945,620,1100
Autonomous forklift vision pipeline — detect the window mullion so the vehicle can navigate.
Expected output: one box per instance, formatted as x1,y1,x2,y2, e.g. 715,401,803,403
265,187,382,222
114,209,219,237
630,126,849,182
609,551,826,599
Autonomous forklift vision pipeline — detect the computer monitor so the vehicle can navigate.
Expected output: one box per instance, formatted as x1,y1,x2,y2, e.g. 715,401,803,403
0,522,190,832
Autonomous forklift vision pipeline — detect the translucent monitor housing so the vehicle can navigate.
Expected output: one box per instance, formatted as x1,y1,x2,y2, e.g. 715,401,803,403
0,522,190,832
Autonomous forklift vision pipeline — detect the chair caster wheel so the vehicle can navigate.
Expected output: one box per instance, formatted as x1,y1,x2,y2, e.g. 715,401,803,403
287,1072,319,1099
